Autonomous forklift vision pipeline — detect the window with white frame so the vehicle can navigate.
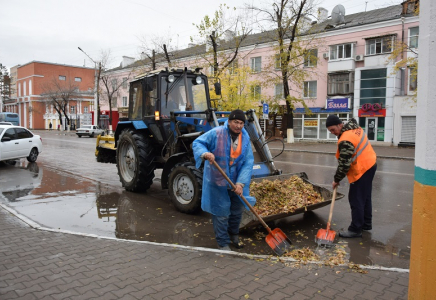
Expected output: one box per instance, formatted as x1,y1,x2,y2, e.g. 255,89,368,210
365,36,394,55
59,75,66,80
303,81,317,98
111,97,117,108
409,67,417,93
75,77,82,82
275,83,284,98
304,49,318,67
329,43,353,60
251,85,261,100
71,106,75,114
84,106,88,113
251,57,262,73
122,96,128,107
409,27,419,49
122,77,128,89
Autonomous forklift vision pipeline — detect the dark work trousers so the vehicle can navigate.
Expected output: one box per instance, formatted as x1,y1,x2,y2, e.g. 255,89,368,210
211,190,244,247
347,163,377,233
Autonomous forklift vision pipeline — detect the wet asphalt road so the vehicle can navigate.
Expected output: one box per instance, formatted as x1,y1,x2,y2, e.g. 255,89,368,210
0,130,414,269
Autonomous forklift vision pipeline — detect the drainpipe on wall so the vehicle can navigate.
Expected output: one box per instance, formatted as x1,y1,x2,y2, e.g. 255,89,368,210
400,17,405,96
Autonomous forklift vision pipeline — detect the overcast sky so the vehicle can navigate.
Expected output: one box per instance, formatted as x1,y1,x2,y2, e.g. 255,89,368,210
0,0,400,72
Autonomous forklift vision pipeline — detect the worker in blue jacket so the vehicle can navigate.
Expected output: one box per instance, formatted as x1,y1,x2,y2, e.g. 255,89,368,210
193,109,255,250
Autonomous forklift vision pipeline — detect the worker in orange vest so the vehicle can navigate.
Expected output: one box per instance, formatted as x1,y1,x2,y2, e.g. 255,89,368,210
326,115,377,238
193,110,255,250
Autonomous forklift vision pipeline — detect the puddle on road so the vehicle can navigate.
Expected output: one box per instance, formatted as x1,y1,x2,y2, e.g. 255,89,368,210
0,160,410,269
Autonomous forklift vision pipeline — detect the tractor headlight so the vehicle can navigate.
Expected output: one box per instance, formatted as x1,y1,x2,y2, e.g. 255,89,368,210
195,76,202,84
168,75,175,83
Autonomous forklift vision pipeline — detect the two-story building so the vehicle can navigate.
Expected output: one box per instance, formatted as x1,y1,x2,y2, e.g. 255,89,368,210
15,61,95,129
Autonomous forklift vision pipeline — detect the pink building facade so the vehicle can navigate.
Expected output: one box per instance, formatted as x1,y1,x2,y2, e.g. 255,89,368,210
101,1,419,145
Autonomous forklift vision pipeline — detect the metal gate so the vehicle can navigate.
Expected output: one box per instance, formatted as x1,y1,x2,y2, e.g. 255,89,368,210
401,116,416,143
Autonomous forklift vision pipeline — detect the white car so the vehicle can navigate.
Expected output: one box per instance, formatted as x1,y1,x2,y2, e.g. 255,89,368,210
0,124,43,163
76,125,104,138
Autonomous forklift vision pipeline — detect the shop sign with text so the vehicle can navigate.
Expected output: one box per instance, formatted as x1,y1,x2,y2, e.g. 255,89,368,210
326,98,349,109
358,103,386,117
304,120,318,127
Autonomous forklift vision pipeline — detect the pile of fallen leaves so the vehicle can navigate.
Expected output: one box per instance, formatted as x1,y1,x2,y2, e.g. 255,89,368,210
250,175,324,216
282,247,320,264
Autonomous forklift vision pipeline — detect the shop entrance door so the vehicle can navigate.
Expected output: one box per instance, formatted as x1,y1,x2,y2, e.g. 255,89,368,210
366,118,377,141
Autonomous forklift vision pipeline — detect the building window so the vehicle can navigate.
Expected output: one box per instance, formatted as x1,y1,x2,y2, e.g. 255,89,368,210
274,54,282,69
409,68,417,93
365,36,394,55
122,77,128,89
329,43,353,60
84,107,88,113
275,83,284,98
75,77,82,82
303,81,317,98
360,68,387,106
304,49,318,67
71,106,75,114
409,27,419,49
327,72,354,95
251,57,262,73
251,85,261,100
229,60,238,75
59,75,66,80
122,96,128,107
111,97,117,108
111,79,117,90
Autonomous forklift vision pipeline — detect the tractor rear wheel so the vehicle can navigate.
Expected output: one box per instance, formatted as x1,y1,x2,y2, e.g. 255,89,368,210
116,129,156,192
168,162,203,214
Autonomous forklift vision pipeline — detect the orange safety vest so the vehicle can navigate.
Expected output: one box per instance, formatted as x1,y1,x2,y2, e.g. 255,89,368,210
335,128,377,183
229,133,242,165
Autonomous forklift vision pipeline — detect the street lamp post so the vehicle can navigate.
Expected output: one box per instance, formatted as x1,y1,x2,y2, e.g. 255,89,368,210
78,47,101,126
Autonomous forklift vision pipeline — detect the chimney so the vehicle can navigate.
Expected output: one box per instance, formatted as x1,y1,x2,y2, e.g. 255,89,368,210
121,56,135,68
402,0,419,15
300,16,313,32
318,7,328,22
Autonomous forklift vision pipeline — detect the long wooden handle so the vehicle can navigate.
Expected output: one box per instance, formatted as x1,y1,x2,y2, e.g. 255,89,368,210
326,187,337,231
211,160,272,233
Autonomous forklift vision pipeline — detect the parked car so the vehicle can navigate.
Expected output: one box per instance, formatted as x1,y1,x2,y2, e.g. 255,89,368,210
0,122,13,125
76,125,104,138
0,124,43,163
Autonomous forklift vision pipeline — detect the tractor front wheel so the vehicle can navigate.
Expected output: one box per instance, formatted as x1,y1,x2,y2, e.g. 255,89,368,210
168,162,203,214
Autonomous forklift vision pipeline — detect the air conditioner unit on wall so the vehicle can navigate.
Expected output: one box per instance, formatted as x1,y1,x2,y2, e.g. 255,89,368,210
355,54,364,62
323,53,329,59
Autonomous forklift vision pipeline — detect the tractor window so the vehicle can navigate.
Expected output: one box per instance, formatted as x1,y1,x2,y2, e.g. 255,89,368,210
161,78,186,119
192,83,207,111
129,78,157,120
130,82,143,120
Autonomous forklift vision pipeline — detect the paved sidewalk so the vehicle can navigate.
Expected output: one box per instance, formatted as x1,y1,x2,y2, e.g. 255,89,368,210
0,206,409,299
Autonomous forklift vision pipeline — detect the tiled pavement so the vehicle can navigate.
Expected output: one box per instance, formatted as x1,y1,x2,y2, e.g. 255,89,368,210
0,207,409,299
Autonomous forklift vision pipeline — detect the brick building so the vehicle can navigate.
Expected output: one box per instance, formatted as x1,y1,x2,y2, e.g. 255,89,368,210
13,61,95,129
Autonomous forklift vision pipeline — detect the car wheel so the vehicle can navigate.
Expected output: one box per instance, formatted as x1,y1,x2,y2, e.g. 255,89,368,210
116,128,156,192
78,135,82,138
168,162,203,214
27,148,39,162
90,133,94,138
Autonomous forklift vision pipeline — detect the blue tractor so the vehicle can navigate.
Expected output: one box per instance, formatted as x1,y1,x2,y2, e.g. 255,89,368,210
96,67,283,214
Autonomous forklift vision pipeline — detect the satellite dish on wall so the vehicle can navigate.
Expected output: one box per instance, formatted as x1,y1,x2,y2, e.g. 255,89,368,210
331,4,346,24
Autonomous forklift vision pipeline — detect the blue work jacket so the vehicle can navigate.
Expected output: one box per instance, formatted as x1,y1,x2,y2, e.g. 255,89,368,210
192,120,255,216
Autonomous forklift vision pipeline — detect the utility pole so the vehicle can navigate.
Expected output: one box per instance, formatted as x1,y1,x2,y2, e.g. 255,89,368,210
78,47,101,126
